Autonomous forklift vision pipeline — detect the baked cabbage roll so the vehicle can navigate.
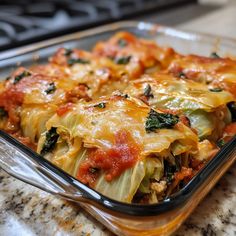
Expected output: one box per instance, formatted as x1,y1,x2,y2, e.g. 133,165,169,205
1,44,149,144
0,66,90,143
37,94,198,203
1,31,235,205
93,31,177,74
49,47,145,97
125,73,235,141
168,54,236,97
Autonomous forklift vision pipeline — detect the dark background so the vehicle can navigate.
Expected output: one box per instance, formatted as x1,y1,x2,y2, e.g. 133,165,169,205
0,0,221,51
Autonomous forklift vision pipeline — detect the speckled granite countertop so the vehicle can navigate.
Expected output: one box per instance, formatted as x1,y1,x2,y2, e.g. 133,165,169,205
0,162,236,236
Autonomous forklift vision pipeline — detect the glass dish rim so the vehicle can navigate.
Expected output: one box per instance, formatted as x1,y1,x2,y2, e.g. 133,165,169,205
0,20,236,217
1,130,235,217
1,20,236,61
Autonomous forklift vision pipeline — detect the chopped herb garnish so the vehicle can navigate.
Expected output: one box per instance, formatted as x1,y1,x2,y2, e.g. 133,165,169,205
94,102,106,109
210,52,220,58
45,82,56,94
123,94,129,99
107,55,115,61
64,48,73,56
143,84,154,99
117,93,129,99
113,92,129,99
114,55,131,65
89,167,99,174
67,58,90,66
78,83,90,90
145,109,179,132
217,139,225,148
13,71,31,84
117,39,128,47
164,160,176,183
40,127,59,156
209,88,223,92
175,156,181,172
164,158,182,184
178,72,187,79
227,102,236,121
0,107,7,118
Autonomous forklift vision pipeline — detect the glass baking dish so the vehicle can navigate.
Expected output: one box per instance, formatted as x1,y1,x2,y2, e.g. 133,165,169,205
0,21,235,236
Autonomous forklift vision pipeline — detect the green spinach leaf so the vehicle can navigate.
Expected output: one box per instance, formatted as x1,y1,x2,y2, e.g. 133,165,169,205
210,52,220,58
0,107,7,118
209,88,223,92
94,102,106,109
143,84,154,99
40,127,59,155
114,56,131,65
45,82,56,94
145,109,179,132
64,48,73,56
67,58,90,66
13,71,31,84
117,39,128,47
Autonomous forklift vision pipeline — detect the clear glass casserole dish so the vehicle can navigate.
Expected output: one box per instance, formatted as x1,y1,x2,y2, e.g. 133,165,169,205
0,21,235,236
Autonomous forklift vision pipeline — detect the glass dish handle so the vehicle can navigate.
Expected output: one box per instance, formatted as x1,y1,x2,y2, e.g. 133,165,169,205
0,131,91,203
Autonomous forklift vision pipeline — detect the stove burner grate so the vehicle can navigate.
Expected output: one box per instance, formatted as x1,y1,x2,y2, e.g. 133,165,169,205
0,0,195,51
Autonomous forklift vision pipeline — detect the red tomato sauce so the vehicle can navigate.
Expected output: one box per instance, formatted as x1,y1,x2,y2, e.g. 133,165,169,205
221,122,236,143
0,71,53,125
65,84,91,103
77,130,141,186
174,167,193,182
179,115,191,127
94,32,137,58
56,103,74,116
157,108,178,115
50,48,91,66
0,86,24,124
12,132,37,150
224,122,236,135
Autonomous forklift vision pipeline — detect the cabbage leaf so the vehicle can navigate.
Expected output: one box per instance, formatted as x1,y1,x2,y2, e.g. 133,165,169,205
125,74,234,112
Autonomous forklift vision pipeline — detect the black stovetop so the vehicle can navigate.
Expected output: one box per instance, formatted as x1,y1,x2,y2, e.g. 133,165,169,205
0,0,196,51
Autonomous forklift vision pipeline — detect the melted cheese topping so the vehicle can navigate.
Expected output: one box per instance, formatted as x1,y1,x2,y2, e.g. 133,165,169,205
125,73,234,111
93,31,177,73
49,47,138,97
0,32,235,201
1,31,236,203
44,96,198,156
168,55,236,97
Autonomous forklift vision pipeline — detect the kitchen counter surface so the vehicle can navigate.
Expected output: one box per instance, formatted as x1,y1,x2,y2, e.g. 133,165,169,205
1,1,236,236
1,162,236,236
